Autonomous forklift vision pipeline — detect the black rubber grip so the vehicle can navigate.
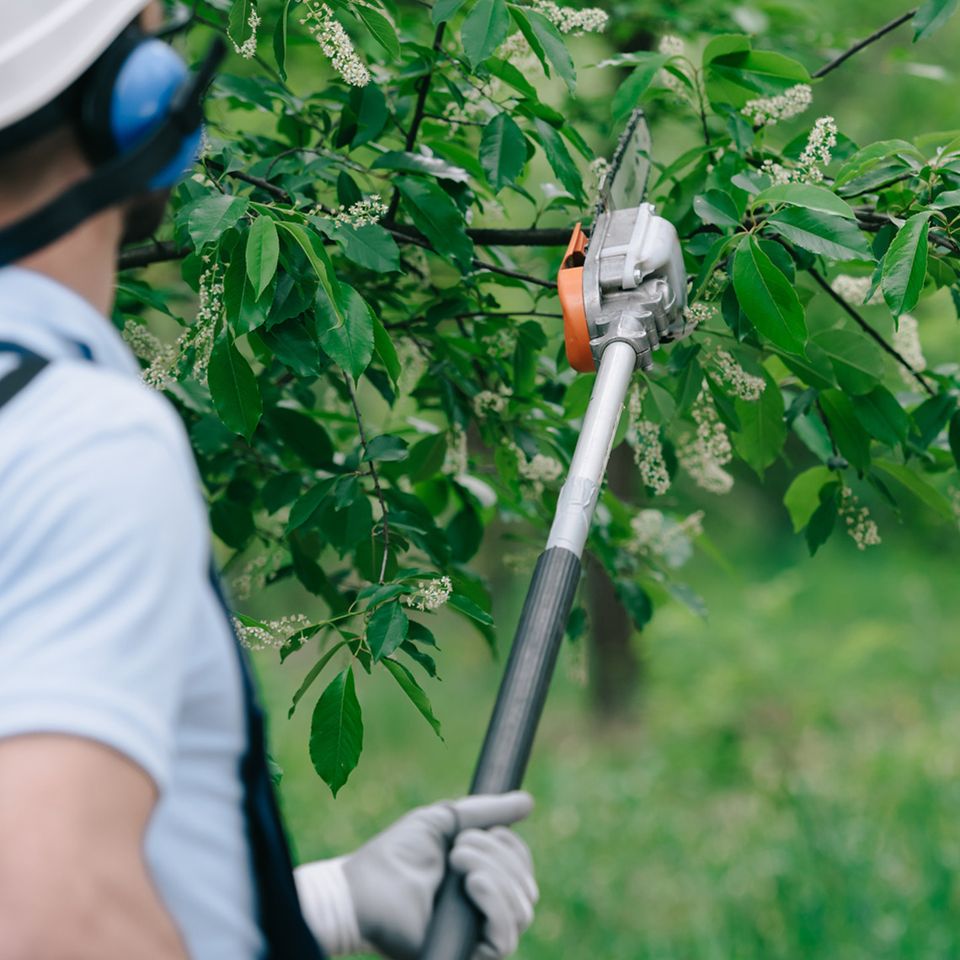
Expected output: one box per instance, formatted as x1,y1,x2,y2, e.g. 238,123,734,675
420,547,582,960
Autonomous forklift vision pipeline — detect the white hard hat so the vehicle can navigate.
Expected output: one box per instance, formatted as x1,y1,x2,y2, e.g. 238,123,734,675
0,0,151,132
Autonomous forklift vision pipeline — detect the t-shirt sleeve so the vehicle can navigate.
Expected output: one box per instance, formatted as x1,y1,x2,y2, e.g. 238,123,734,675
0,412,211,791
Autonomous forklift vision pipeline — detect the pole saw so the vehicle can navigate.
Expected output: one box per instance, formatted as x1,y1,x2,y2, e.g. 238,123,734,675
420,109,694,960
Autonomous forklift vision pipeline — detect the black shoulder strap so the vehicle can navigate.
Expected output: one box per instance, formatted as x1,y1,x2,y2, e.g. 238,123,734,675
0,347,49,411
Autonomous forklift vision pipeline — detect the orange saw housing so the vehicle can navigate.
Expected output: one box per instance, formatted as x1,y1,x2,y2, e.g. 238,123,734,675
557,223,594,373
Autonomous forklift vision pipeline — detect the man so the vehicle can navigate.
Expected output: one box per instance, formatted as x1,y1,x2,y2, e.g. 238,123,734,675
0,3,538,958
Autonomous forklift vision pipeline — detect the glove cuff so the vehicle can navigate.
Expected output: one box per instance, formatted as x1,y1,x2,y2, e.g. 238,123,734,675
294,856,363,957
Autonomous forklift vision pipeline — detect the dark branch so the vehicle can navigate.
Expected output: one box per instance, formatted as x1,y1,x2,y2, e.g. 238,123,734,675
227,170,291,202
808,266,935,396
813,9,917,79
118,240,183,270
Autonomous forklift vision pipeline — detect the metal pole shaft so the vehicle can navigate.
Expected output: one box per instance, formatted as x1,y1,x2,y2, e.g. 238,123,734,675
420,341,637,960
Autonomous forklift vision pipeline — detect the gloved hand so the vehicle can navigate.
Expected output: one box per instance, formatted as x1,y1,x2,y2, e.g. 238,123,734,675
294,791,538,960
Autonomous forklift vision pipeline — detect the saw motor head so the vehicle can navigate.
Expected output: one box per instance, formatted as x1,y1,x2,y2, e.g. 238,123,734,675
558,110,692,374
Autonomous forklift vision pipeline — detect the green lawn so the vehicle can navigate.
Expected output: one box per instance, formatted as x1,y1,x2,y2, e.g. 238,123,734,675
255,517,960,959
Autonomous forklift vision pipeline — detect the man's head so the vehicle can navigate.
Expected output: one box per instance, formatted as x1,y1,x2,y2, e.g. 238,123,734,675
0,0,206,261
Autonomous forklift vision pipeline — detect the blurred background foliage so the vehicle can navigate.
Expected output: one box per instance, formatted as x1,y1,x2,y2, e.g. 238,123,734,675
134,0,960,955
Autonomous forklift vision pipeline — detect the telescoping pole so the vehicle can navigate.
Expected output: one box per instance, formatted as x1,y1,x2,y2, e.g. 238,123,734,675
420,339,638,960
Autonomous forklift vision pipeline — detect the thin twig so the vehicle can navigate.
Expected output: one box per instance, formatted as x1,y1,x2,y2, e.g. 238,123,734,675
344,375,391,584
813,9,917,79
808,267,935,396
227,170,291,202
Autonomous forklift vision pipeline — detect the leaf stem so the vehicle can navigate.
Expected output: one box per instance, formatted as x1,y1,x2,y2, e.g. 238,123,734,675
813,9,917,79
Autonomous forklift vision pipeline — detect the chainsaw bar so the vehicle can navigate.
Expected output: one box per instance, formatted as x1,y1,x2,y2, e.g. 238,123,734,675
594,108,652,221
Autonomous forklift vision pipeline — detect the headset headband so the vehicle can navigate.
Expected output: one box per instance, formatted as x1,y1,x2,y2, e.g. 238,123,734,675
0,37,225,268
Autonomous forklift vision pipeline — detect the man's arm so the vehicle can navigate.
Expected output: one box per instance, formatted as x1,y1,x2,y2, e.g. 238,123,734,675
0,734,188,960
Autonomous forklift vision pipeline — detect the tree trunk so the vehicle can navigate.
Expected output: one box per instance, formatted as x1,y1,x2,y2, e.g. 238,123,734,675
585,442,642,719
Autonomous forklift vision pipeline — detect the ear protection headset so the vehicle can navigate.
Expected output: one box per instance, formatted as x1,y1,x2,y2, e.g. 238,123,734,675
0,25,226,267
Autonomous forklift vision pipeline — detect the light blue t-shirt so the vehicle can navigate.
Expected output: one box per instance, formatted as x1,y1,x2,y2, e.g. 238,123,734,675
0,267,264,960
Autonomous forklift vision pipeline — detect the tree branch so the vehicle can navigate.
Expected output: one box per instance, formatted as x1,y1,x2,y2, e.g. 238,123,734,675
344,375,391,584
813,9,917,79
227,170,291,202
807,266,935,396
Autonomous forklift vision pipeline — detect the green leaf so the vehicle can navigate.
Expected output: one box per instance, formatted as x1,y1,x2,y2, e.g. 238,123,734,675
706,49,809,108
382,657,443,738
354,4,400,58
433,0,469,23
612,54,668,122
367,601,409,662
363,435,410,462
534,119,583,201
805,484,839,556
693,190,742,229
950,410,960,468
914,0,960,40
732,235,806,353
396,178,474,271
207,336,262,440
911,392,956,447
732,370,786,475
269,407,335,468
273,0,292,79
309,667,363,797
187,194,249,250
784,465,834,532
881,212,932,316
852,387,910,448
372,316,401,386
228,0,255,48
333,224,401,274
245,215,280,299
873,459,954,519
289,639,349,718
371,151,471,181
509,6,576,92
277,221,344,325
317,283,375,380
448,593,494,625
480,113,527,192
813,329,886,396
766,208,872,261
752,183,857,221
461,0,510,66
286,477,337,535
820,388,871,472
407,433,449,482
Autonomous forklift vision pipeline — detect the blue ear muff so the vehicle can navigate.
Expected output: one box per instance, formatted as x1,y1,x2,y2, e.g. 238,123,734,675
109,39,203,189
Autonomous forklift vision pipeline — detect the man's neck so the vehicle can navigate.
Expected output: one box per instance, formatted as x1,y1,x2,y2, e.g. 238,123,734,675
15,209,122,318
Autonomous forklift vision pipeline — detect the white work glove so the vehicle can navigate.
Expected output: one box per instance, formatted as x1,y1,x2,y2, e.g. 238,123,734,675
294,791,538,960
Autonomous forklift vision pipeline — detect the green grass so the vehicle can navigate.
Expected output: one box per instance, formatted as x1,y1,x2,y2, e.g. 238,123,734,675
254,519,960,959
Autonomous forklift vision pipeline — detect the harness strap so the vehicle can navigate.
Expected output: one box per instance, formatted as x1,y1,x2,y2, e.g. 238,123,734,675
0,354,49,410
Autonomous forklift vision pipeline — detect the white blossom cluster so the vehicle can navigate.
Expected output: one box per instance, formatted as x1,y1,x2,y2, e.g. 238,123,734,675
531,0,608,33
630,418,671,495
683,302,716,330
332,195,388,228
710,349,766,402
656,35,688,94
677,386,734,495
396,339,428,394
838,486,881,550
762,116,838,185
831,274,883,306
234,614,310,650
482,326,517,360
589,157,611,191
300,0,370,87
443,423,469,476
742,84,812,127
230,4,262,60
629,508,704,569
517,449,564,486
232,551,282,601
122,321,177,391
402,576,453,611
186,262,224,383
473,386,513,418
892,313,927,388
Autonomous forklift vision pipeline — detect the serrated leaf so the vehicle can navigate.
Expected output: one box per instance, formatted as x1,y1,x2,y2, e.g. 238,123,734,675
187,194,249,250
612,54,668,121
367,601,409,662
914,0,960,40
317,283,375,380
433,0,469,23
448,593,494,625
383,657,443,737
246,215,280,298
752,183,857,220
354,4,400,58
784,465,833,532
461,0,510,66
207,336,262,440
806,485,839,556
289,639,349,718
732,235,806,353
509,6,575,92
273,0,293,79
881,212,932,316
766,208,872,261
534,119,583,201
309,667,363,796
396,177,474,271
480,113,527,192
706,49,809,108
